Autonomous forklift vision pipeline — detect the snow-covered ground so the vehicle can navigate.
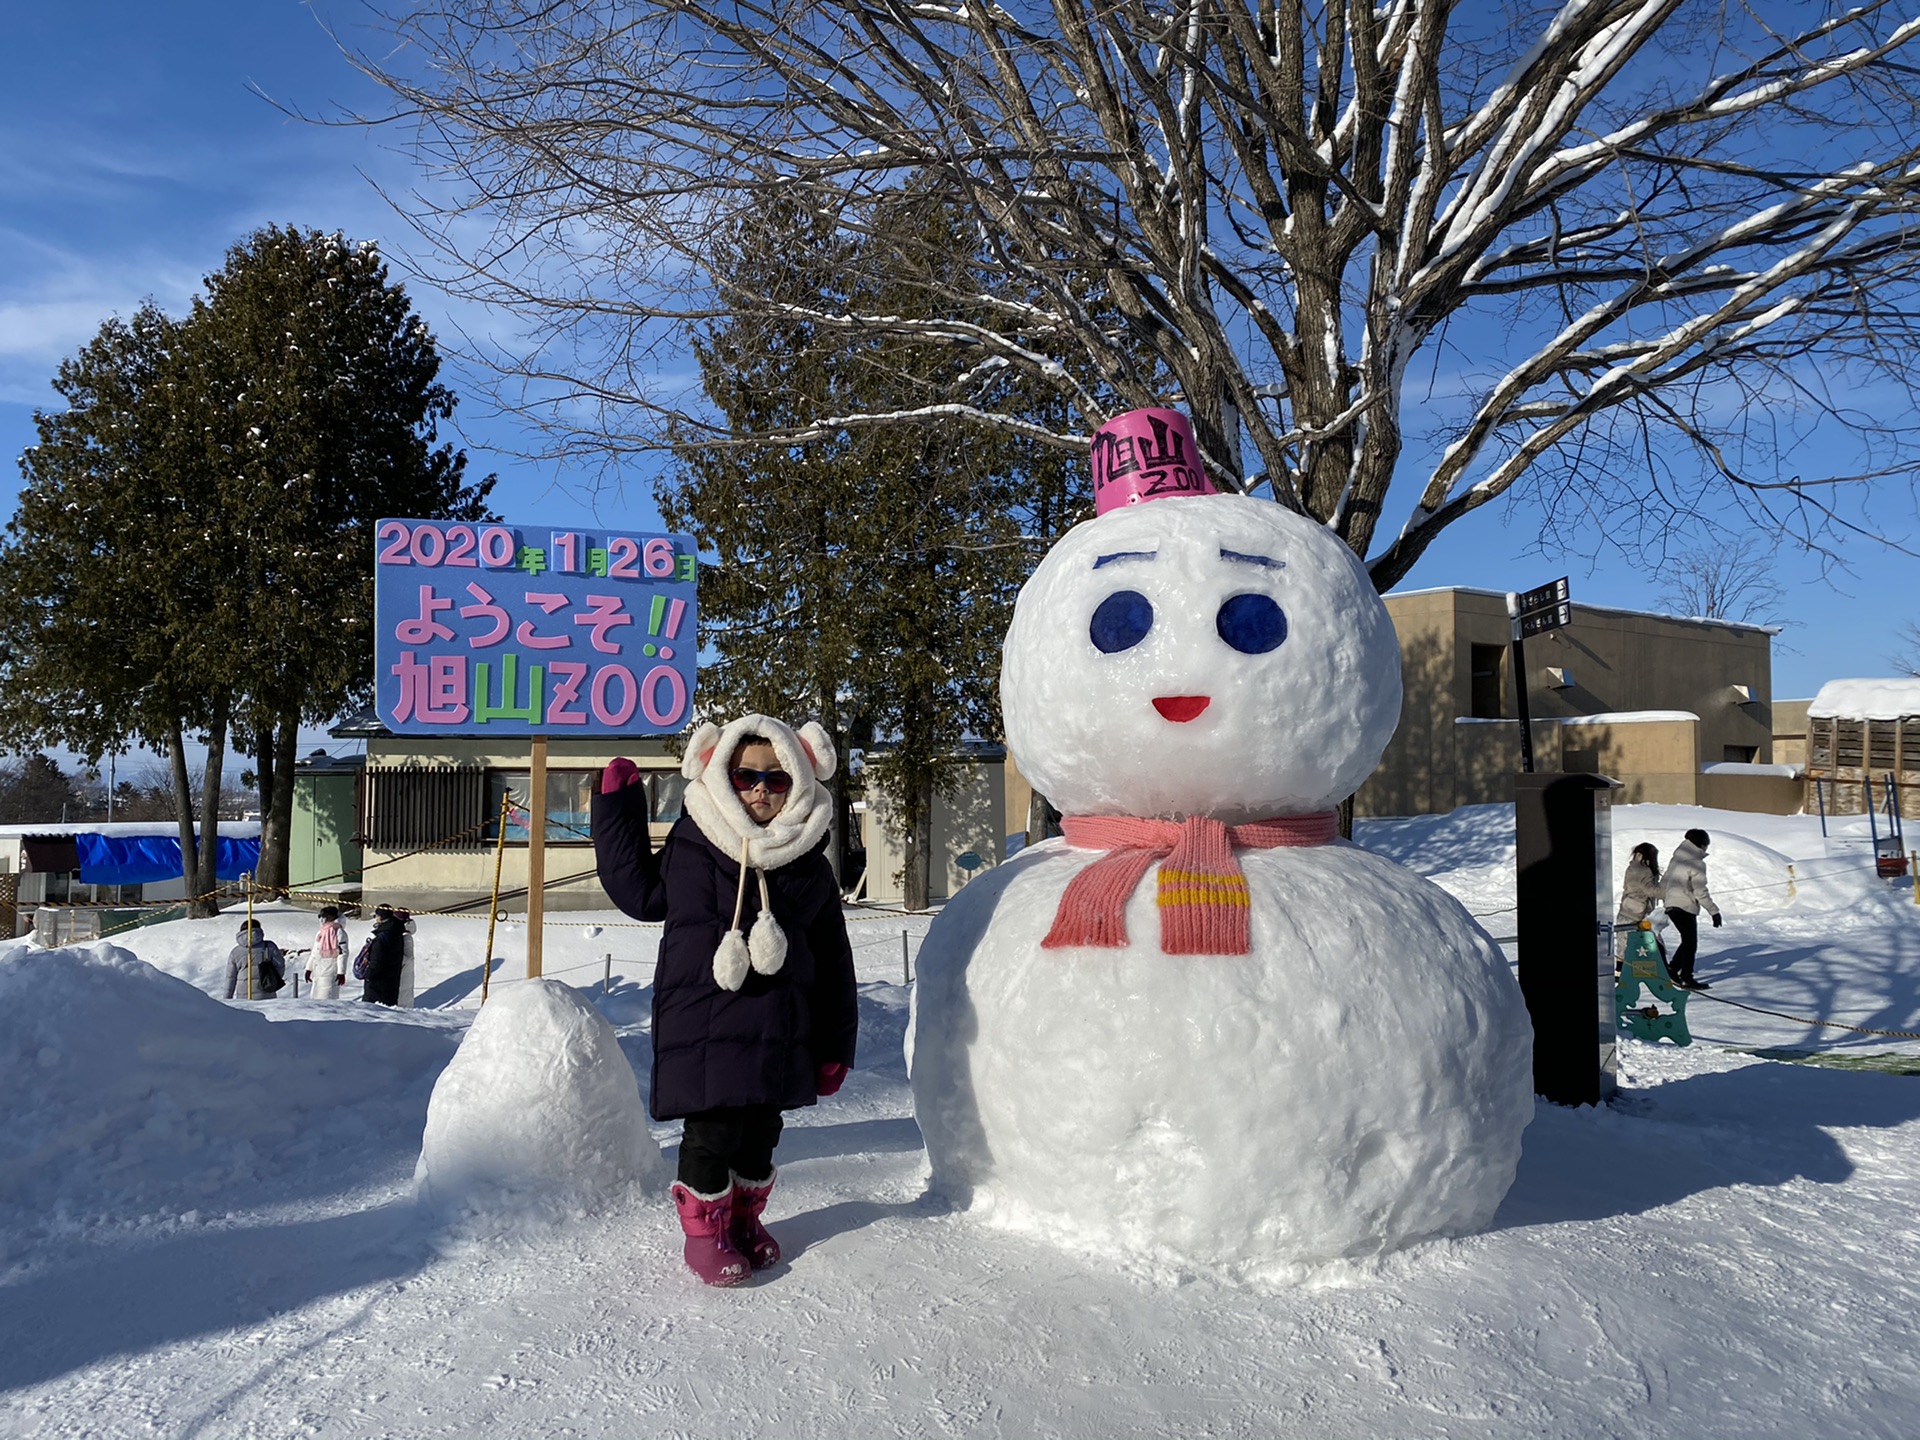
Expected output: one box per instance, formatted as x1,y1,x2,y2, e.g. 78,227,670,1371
4,802,1919,1438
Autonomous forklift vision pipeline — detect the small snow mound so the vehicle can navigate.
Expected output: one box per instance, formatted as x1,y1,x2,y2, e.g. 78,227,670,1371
415,980,665,1221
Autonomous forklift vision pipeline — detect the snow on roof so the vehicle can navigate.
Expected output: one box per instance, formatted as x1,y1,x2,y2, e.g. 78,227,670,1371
1808,679,1920,720
1700,761,1802,778
0,821,262,840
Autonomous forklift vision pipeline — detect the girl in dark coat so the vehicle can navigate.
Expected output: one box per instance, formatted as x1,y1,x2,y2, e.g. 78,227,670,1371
593,713,857,1286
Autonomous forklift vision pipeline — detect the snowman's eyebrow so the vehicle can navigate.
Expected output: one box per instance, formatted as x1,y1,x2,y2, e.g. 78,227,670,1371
1219,548,1285,570
1091,550,1157,570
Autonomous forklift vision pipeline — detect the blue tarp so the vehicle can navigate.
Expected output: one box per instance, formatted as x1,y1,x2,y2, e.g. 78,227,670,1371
74,833,262,886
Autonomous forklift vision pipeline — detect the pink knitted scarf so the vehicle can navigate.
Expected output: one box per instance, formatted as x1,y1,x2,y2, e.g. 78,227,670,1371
1040,812,1339,955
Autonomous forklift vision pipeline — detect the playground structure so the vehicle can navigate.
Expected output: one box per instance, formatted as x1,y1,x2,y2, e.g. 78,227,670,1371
1811,772,1910,879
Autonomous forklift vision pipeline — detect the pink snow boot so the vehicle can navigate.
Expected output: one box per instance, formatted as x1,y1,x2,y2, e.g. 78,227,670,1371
729,1169,781,1270
671,1182,750,1287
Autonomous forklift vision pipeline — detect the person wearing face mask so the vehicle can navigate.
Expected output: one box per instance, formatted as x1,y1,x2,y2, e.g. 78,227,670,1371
592,714,857,1287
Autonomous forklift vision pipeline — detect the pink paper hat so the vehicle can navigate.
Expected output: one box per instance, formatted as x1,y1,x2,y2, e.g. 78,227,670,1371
1090,407,1218,516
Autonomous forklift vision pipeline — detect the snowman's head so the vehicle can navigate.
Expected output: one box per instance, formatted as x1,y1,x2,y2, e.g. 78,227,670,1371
1002,495,1401,822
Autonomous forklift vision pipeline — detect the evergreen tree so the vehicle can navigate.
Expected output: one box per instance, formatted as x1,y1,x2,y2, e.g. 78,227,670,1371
0,302,237,909
184,226,494,887
662,187,1087,906
0,227,494,907
0,755,84,825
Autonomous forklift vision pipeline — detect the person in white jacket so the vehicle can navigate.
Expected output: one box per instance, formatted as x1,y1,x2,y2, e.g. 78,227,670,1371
1661,829,1722,989
396,911,417,1008
307,906,348,1000
1614,843,1664,965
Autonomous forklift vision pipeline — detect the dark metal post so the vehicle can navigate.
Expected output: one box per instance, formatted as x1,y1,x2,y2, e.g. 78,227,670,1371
1506,593,1534,774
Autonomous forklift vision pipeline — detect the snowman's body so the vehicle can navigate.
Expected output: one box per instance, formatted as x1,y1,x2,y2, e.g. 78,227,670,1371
908,489,1533,1270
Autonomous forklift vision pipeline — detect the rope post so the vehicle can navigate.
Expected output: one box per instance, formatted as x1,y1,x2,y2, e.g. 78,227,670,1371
901,929,910,986
480,790,512,1006
1911,852,1918,906
603,951,613,995
1787,864,1797,900
527,736,547,980
243,872,254,1000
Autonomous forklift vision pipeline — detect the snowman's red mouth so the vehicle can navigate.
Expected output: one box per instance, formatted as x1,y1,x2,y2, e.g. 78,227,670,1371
1153,695,1211,722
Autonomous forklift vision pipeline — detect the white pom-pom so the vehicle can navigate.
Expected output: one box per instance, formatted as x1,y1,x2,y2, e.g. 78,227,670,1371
712,931,751,991
748,912,788,976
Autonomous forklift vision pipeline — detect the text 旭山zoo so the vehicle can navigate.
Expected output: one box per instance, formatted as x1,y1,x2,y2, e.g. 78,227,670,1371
374,520,698,736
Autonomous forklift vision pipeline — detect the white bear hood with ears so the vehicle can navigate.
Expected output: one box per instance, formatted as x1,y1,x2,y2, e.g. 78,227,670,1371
679,713,838,872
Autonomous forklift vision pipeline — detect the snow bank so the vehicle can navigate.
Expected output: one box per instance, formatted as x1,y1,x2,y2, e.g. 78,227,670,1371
0,944,456,1238
415,980,665,1222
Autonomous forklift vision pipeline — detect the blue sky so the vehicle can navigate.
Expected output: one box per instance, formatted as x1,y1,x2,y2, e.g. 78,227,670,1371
2,0,1914,777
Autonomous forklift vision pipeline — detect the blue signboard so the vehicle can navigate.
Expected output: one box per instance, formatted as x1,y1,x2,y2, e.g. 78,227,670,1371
373,519,698,737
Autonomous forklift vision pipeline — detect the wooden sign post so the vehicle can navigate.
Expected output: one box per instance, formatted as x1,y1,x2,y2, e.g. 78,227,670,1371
528,735,547,979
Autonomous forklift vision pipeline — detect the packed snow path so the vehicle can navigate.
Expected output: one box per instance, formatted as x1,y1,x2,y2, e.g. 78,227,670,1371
4,804,1920,1438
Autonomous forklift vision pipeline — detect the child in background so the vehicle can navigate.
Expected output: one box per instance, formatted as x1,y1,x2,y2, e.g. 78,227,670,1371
1614,843,1663,968
593,714,857,1287
360,904,412,1007
226,919,286,1000
307,906,348,999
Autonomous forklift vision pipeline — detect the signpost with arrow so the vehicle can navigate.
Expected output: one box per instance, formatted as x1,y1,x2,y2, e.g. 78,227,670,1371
1506,577,1571,774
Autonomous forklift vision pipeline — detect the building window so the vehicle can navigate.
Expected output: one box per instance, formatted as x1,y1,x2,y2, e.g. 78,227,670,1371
484,770,597,845
362,767,488,849
647,771,687,822
1470,644,1505,719
1723,745,1758,763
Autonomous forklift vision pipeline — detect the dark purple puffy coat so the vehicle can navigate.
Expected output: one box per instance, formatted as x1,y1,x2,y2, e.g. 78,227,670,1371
592,784,858,1121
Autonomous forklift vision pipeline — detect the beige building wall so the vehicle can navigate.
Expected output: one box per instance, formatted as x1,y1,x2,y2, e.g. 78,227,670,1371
1360,589,1777,817
862,756,1006,905
1772,699,1812,769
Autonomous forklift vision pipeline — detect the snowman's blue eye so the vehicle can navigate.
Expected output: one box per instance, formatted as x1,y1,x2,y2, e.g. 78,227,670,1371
1090,590,1153,653
1217,593,1286,653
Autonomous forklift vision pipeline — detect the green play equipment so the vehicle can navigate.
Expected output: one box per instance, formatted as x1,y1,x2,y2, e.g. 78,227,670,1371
1615,922,1692,1045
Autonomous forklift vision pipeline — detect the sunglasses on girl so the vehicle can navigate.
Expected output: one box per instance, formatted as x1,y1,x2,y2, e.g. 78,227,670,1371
729,766,794,794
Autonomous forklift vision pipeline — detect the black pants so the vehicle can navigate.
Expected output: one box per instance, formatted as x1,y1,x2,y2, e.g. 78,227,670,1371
1669,908,1699,984
677,1105,784,1194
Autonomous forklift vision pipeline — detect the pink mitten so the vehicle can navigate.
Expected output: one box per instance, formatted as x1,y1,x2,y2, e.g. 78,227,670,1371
816,1062,848,1097
601,757,643,793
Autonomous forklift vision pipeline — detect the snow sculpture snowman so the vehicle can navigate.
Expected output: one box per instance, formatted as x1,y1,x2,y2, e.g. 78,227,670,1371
908,408,1534,1273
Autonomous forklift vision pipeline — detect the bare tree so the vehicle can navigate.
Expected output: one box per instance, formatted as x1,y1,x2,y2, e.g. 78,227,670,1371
352,0,1920,584
1895,623,1920,677
1656,532,1787,624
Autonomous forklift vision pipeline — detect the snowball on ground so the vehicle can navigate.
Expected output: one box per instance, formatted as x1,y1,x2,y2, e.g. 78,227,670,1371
910,843,1535,1273
414,979,664,1220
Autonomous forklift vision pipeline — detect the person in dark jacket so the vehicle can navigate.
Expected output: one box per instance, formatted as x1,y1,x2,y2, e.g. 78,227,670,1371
359,904,410,1007
593,713,857,1287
